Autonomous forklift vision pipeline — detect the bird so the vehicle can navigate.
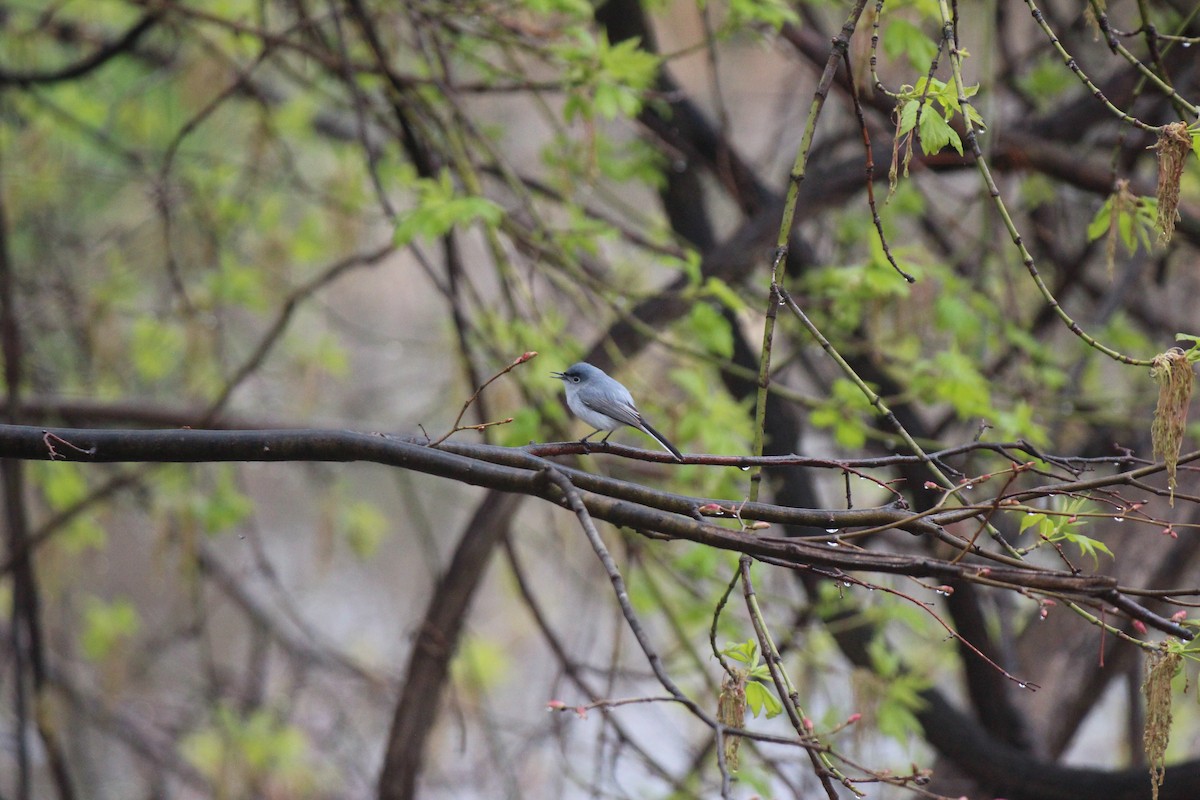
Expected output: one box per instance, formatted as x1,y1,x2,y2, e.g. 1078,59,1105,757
552,362,684,461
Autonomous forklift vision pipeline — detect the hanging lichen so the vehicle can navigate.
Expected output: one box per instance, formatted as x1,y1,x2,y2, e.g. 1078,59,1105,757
1143,647,1181,800
1101,180,1138,279
1151,122,1192,245
1151,348,1194,505
717,669,747,773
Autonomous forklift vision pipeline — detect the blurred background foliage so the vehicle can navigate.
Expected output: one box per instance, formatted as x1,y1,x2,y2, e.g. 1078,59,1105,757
1,0,1199,798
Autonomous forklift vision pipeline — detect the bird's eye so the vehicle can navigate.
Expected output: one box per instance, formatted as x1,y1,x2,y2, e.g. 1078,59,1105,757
571,376,580,383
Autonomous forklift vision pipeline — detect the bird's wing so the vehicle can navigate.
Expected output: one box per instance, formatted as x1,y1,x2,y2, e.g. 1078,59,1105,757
580,393,644,429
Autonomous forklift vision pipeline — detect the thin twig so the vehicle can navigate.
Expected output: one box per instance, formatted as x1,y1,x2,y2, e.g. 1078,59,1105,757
540,465,732,796
430,351,537,446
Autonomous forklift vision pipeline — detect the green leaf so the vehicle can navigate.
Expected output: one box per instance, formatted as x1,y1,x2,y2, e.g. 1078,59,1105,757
810,379,874,449
895,77,981,156
898,99,920,136
923,349,991,417
745,680,783,719
1017,55,1077,110
340,500,389,559
199,467,254,535
394,170,504,247
990,401,1049,447
1020,499,1115,566
311,335,350,378
1175,333,1200,363
181,704,322,789
721,640,760,667
521,0,592,16
453,634,513,692
594,135,667,186
1087,196,1114,242
1087,191,1157,254
727,0,800,29
209,253,269,312
555,31,660,123
80,597,140,661
679,250,703,287
867,635,902,678
883,19,939,69
702,276,749,313
1019,511,1045,534
593,83,622,118
37,461,88,509
1060,531,1114,566
685,303,734,358
131,318,186,382
934,293,977,339
918,110,959,156
501,405,546,447
877,681,926,740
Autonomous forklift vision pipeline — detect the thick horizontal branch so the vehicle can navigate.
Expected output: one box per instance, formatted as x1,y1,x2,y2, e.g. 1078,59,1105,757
447,441,949,535
0,424,1188,639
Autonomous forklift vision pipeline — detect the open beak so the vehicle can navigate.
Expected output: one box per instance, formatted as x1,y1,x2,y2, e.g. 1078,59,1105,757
550,371,566,380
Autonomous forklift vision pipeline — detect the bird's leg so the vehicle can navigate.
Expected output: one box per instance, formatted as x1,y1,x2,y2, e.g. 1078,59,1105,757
600,431,614,444
579,429,600,453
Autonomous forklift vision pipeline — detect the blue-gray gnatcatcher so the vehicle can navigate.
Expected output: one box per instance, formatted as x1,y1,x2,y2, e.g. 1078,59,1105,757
552,362,684,461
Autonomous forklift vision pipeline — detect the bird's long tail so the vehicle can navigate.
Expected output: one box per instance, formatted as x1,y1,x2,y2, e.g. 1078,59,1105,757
639,422,684,461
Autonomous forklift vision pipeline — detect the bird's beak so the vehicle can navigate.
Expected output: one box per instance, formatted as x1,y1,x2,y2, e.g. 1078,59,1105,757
550,371,565,380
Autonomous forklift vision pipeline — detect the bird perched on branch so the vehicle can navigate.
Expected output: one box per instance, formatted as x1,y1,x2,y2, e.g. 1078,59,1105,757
552,362,683,461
